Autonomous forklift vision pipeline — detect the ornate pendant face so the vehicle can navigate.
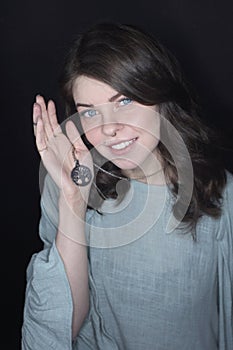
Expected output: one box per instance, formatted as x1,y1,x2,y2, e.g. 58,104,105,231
71,160,92,186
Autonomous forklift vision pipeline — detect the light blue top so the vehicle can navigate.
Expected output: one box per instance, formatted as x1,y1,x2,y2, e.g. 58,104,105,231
22,172,233,350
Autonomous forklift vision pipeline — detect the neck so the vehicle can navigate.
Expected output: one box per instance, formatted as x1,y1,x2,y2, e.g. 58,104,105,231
93,152,166,185
123,152,165,185
123,166,165,185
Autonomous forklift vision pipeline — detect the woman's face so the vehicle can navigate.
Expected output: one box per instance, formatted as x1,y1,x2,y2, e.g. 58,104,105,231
72,76,160,173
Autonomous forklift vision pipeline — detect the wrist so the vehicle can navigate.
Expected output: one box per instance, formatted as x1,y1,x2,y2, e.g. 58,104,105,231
58,192,87,244
59,191,87,220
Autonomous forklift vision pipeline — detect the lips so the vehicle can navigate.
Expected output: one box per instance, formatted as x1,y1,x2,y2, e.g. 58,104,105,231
112,138,137,150
106,138,137,151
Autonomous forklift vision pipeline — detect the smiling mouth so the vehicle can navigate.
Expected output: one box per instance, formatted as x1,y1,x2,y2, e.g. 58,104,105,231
110,138,137,150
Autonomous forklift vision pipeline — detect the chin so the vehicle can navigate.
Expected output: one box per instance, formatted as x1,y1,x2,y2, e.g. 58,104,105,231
111,158,141,170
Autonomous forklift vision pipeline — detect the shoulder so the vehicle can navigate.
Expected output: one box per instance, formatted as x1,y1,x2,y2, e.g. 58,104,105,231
41,172,96,224
215,170,233,241
38,174,60,246
221,170,233,213
223,170,233,198
41,173,60,208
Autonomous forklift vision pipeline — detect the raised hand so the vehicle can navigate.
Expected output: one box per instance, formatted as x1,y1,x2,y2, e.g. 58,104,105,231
33,95,94,201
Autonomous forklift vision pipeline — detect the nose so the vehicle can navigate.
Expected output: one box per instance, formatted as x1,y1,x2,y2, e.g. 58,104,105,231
101,105,124,136
102,122,123,136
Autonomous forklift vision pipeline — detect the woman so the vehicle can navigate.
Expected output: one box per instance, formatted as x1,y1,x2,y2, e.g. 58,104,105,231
22,22,233,349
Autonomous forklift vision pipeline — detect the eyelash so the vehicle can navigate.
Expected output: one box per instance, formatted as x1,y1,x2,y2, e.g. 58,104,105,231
118,97,132,106
79,109,99,118
79,97,133,118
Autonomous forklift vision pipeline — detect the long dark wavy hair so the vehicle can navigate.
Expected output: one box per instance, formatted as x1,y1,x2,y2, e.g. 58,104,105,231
59,21,226,236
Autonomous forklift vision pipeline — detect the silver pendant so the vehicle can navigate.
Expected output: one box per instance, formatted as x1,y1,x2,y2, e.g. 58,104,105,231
71,160,92,186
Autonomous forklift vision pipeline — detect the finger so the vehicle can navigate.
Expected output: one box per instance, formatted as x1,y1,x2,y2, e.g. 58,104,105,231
47,100,62,136
65,120,87,152
36,95,53,139
33,102,41,136
35,117,48,156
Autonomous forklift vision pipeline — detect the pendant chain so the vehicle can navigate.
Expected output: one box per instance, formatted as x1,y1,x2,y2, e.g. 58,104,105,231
93,163,163,181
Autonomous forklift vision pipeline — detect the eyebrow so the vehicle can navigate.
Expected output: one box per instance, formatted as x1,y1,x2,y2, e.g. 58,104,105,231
76,92,122,108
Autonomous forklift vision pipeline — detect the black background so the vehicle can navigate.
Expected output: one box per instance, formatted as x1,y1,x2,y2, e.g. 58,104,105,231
1,0,233,348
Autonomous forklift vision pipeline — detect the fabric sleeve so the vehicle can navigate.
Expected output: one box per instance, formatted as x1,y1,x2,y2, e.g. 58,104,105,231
21,174,74,350
216,171,233,350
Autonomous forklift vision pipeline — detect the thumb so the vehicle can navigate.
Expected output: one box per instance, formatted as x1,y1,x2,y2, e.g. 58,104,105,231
65,120,87,152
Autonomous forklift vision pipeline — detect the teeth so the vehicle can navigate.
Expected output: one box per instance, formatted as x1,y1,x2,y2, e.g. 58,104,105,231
111,139,135,150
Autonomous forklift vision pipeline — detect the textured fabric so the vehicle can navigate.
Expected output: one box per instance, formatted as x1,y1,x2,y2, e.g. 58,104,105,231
22,172,233,350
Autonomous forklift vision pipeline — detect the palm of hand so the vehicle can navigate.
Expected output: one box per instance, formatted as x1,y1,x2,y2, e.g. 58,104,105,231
33,95,94,199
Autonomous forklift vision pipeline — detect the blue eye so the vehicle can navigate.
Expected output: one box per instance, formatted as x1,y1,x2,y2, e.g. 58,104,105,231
119,97,132,106
79,109,99,118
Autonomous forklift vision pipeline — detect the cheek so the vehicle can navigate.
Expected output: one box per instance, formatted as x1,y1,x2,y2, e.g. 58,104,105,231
138,118,160,143
134,109,160,138
150,114,160,139
150,117,160,142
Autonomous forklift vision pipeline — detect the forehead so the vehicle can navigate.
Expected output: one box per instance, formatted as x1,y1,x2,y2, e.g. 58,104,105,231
72,76,118,105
